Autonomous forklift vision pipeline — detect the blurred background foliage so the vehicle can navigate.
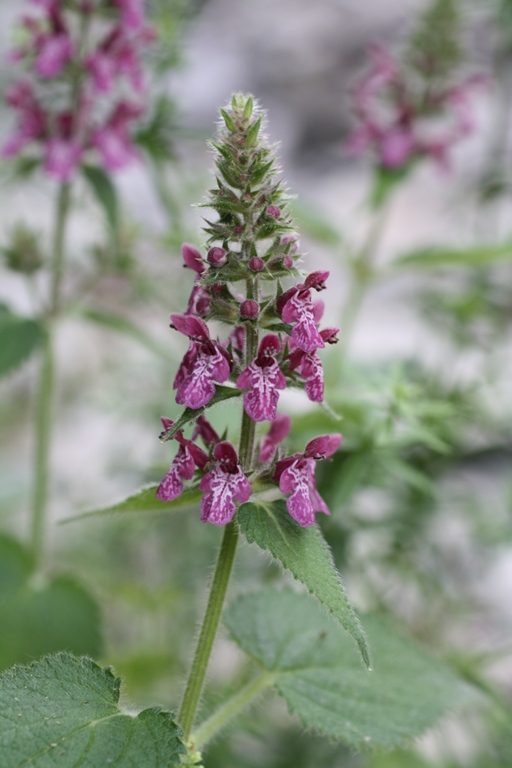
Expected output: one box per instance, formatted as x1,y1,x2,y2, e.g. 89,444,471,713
0,0,512,766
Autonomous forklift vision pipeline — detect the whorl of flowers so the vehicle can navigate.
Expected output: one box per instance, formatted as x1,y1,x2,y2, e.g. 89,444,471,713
347,0,486,171
2,0,155,180
157,94,341,528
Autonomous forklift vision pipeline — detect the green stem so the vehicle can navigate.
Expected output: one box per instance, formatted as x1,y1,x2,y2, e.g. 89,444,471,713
31,182,71,569
193,672,275,749
338,200,390,364
49,183,72,315
178,521,240,740
31,328,54,568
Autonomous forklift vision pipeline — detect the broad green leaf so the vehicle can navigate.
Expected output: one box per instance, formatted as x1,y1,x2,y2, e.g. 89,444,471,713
0,305,44,378
225,589,478,749
81,307,169,358
0,535,101,671
0,653,185,767
237,499,370,668
393,243,512,269
62,485,202,524
162,385,242,441
82,164,119,234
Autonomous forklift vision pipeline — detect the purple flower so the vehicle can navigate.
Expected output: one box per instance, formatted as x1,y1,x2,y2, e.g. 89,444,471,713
259,413,291,463
287,327,339,403
181,243,211,316
92,101,142,171
1,81,46,158
171,313,231,410
277,271,329,354
199,442,251,525
193,414,220,447
156,419,209,502
236,334,286,422
347,41,486,171
274,434,342,527
44,136,82,181
35,33,73,77
114,0,146,32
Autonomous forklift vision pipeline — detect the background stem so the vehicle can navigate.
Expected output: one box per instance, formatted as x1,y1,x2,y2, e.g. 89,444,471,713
31,182,71,569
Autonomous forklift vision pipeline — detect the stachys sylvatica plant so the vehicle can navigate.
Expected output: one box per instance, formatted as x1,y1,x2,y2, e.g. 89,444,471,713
0,94,476,767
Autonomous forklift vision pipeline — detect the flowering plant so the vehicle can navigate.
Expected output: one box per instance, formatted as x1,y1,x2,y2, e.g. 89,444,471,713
3,0,155,179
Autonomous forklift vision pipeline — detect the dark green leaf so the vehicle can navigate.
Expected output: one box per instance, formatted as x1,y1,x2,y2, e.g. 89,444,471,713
237,499,370,668
82,164,119,234
0,535,101,671
162,386,242,441
62,486,202,524
393,243,512,269
0,305,44,378
0,653,185,767
225,589,479,749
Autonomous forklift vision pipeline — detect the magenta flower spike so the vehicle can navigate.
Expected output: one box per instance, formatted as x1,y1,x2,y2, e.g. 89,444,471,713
3,0,155,179
236,334,286,422
347,11,487,174
199,442,251,525
171,314,231,410
156,420,209,502
156,95,342,527
274,434,342,527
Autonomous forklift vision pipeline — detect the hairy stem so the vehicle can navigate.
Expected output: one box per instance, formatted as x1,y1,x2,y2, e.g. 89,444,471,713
193,672,276,749
178,521,240,740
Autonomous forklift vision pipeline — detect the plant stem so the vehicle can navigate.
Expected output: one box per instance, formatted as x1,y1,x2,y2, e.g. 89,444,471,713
49,182,72,315
338,200,390,364
193,672,276,749
178,521,240,740
31,328,54,568
31,182,72,569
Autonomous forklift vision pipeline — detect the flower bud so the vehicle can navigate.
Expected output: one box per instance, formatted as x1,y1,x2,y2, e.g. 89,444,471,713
240,299,259,319
248,256,264,272
196,297,211,316
283,255,293,267
207,247,228,266
266,205,281,218
2,225,43,274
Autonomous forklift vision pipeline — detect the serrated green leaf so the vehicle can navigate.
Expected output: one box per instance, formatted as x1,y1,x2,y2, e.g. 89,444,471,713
82,164,119,234
0,305,44,378
220,108,237,133
237,499,370,668
0,536,101,671
80,307,169,358
245,116,262,147
225,589,478,749
162,386,242,441
392,243,512,269
0,653,185,767
62,485,202,524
